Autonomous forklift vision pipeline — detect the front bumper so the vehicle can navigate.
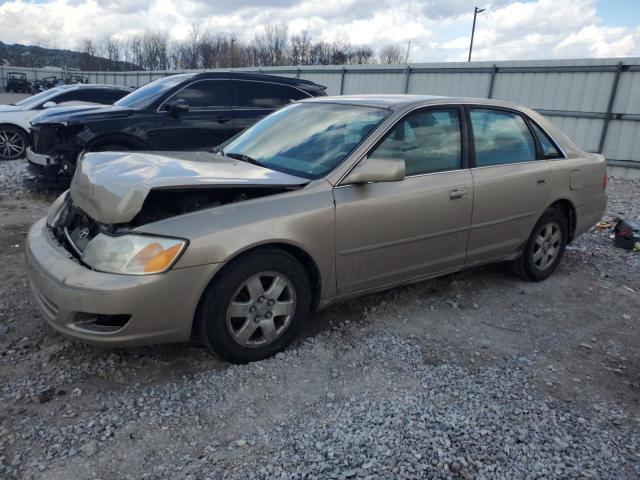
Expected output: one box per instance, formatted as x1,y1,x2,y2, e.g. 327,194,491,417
26,147,57,167
26,218,222,347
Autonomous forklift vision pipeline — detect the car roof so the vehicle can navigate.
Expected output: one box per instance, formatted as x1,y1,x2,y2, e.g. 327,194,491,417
55,84,133,91
300,94,526,111
189,71,325,90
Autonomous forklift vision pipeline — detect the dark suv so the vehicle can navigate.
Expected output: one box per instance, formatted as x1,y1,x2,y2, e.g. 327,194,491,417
29,72,327,175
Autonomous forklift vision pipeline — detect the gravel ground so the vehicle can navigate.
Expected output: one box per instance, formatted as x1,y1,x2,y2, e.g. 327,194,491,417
0,154,639,479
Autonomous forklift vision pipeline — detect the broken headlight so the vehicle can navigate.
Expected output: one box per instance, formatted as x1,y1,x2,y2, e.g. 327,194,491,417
81,233,187,275
46,190,69,228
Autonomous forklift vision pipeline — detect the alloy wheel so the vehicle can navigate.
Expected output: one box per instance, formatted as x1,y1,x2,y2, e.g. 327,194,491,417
532,221,562,270
0,129,25,160
225,271,296,348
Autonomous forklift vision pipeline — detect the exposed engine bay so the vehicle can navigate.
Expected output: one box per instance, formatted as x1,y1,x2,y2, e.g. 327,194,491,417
50,185,300,259
130,186,300,227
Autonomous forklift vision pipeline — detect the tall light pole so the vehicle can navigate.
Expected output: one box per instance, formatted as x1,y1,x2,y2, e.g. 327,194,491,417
468,6,485,62
231,37,236,68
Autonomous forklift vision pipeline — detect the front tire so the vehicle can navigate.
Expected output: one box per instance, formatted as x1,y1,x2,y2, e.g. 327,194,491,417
197,249,311,363
512,208,568,281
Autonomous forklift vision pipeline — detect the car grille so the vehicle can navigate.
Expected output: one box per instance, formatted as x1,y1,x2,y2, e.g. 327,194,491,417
52,202,101,257
30,126,58,154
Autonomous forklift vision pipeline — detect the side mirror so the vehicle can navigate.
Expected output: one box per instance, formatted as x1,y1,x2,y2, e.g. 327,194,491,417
343,157,405,185
42,101,57,109
166,99,190,116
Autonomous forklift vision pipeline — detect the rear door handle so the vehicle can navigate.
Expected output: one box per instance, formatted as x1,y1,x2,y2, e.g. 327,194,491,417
537,178,548,184
449,188,468,200
215,116,231,124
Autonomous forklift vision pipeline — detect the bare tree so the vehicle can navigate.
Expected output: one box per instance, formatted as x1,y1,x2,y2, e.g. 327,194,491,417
79,38,96,57
253,23,289,66
140,32,169,70
72,28,408,71
378,45,404,64
348,46,375,64
104,36,122,68
290,31,312,65
178,24,201,69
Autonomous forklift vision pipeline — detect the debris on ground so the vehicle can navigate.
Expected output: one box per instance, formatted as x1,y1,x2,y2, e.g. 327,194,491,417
614,218,640,251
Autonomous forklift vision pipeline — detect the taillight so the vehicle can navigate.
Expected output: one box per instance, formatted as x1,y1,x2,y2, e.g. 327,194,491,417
603,172,608,190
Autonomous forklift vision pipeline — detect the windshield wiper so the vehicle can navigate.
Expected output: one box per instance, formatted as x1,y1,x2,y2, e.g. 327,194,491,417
225,152,264,167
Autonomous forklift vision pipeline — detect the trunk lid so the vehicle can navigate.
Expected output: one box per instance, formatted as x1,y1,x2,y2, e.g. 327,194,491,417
69,151,309,224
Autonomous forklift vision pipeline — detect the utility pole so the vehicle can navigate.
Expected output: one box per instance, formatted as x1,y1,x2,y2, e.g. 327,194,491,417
231,37,236,68
405,40,411,64
468,6,485,62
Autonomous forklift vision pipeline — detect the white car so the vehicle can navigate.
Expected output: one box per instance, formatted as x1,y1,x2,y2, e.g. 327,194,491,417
0,84,132,160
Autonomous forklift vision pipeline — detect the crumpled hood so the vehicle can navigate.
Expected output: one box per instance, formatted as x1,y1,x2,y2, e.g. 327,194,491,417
30,104,134,126
70,151,309,224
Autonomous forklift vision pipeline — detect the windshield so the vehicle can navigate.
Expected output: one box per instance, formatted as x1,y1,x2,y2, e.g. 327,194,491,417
115,74,194,110
222,102,389,179
12,88,63,108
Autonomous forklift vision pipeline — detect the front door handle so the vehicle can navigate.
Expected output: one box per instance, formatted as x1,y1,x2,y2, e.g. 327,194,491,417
449,188,468,200
215,116,231,124
537,178,548,184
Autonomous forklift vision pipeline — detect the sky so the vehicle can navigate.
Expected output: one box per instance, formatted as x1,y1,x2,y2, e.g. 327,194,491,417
0,0,638,62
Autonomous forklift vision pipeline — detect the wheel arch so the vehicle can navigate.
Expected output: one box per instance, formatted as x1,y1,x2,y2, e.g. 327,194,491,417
191,241,323,340
546,198,577,242
86,133,149,151
0,123,29,140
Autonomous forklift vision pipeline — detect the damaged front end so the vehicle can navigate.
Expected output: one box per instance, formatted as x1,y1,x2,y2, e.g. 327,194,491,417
47,150,309,267
29,122,85,176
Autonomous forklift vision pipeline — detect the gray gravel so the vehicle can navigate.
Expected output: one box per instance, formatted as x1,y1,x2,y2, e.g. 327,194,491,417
1,155,639,479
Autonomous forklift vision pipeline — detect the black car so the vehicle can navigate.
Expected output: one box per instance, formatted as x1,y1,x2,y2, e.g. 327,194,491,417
29,72,327,175
1,84,133,161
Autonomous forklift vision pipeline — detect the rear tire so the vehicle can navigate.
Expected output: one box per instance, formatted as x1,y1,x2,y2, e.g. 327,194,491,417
197,249,311,363
512,208,568,282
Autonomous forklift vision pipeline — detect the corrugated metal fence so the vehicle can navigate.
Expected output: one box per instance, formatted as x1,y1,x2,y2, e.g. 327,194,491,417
2,58,639,169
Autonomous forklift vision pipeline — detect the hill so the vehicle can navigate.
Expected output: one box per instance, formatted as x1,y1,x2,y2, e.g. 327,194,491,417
0,41,139,71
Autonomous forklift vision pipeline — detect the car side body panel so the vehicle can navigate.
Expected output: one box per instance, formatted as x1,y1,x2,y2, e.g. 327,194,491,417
547,153,608,238
466,161,551,266
333,170,473,294
135,180,337,303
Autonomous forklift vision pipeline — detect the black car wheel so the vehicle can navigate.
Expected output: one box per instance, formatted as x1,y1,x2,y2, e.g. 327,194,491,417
0,126,28,160
512,208,568,282
197,249,311,363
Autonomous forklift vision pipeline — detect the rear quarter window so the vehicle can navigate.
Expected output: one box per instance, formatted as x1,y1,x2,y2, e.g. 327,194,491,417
236,81,308,109
530,122,562,159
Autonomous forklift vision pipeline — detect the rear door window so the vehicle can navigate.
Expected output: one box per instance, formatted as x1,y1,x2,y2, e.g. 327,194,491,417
236,81,308,109
169,80,232,109
469,108,537,167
